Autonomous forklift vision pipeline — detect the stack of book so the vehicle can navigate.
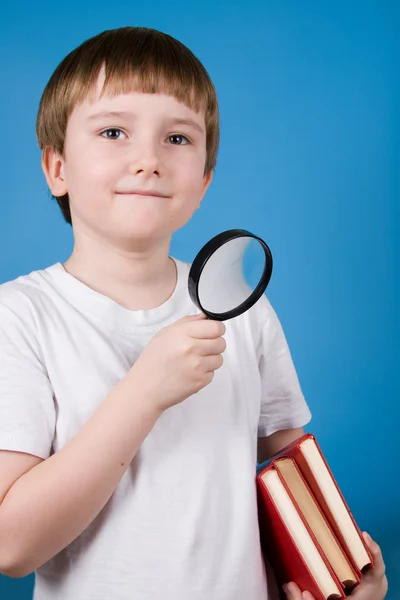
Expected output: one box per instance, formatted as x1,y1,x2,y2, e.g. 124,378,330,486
257,434,373,600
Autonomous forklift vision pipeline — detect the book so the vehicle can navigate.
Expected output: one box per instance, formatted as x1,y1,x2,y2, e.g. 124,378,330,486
257,433,373,600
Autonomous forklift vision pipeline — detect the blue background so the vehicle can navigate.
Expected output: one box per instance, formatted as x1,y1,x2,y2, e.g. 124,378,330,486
0,0,398,598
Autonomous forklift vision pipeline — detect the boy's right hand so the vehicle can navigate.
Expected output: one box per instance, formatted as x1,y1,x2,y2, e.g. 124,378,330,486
130,313,226,413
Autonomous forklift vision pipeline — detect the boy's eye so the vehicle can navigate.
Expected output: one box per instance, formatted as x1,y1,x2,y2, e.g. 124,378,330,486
168,134,190,145
100,128,126,140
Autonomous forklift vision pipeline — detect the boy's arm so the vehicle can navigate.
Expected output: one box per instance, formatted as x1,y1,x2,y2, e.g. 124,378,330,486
0,315,225,579
257,427,304,464
0,371,162,578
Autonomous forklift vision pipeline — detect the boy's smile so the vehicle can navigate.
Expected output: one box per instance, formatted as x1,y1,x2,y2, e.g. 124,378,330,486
46,88,212,252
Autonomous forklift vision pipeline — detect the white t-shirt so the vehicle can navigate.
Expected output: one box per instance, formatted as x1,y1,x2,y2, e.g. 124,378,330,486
0,258,311,600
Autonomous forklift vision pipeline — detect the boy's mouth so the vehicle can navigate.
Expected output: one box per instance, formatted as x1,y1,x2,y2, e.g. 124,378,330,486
116,190,170,198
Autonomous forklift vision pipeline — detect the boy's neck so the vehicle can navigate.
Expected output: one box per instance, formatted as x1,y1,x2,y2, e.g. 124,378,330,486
63,235,177,311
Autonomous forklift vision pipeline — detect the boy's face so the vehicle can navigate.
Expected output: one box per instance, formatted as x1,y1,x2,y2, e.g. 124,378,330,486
45,80,212,250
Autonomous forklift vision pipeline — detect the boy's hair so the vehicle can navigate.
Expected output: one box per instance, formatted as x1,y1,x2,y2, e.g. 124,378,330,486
36,27,219,225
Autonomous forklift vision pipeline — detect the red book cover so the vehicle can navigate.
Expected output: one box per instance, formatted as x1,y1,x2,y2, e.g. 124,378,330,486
257,465,346,600
273,433,373,576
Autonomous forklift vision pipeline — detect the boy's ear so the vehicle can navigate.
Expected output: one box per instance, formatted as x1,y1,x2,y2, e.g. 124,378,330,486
198,170,213,208
42,147,68,196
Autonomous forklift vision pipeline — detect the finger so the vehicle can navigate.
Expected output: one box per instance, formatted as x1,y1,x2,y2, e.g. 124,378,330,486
203,354,224,373
186,319,226,339
197,337,227,356
177,313,207,323
362,532,386,579
283,582,303,599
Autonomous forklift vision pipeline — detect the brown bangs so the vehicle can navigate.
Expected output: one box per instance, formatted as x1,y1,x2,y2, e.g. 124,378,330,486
36,27,219,172
36,27,219,224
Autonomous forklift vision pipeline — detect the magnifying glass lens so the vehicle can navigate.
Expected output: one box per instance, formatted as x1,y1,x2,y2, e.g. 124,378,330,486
197,238,265,314
188,230,273,321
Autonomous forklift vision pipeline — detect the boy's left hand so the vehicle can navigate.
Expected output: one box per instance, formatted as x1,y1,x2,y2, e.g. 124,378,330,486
282,532,388,600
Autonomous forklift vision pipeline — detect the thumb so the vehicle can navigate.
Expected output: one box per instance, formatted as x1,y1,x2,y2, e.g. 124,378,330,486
177,312,207,323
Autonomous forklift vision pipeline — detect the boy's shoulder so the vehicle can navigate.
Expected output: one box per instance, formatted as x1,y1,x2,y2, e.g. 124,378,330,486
0,264,60,323
227,291,276,349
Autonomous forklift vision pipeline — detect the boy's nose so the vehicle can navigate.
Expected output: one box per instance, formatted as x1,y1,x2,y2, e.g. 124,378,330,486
128,145,161,177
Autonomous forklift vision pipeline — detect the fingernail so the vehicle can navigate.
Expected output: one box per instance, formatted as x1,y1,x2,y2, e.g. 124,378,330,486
283,583,293,597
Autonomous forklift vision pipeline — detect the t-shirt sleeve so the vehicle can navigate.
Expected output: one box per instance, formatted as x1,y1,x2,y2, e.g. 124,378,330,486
257,298,311,438
0,297,56,458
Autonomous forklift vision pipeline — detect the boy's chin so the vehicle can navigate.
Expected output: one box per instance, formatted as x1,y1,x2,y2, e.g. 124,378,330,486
110,213,193,242
74,210,194,248
104,224,175,250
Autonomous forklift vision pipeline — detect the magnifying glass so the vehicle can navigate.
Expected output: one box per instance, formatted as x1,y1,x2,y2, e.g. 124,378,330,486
188,229,273,321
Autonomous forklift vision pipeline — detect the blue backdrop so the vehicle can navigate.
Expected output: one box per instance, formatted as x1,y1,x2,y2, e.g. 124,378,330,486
0,1,398,598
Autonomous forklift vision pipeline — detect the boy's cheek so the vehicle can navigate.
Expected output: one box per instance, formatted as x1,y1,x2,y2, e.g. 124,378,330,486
66,166,116,197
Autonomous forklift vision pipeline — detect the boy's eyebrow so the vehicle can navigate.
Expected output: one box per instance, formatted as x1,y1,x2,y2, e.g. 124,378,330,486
86,111,204,134
86,111,131,121
168,118,205,134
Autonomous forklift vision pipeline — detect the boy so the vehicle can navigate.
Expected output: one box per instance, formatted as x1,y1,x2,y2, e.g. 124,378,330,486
0,27,387,600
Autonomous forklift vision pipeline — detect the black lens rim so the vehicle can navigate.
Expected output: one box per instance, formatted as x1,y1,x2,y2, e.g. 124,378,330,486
188,229,273,321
